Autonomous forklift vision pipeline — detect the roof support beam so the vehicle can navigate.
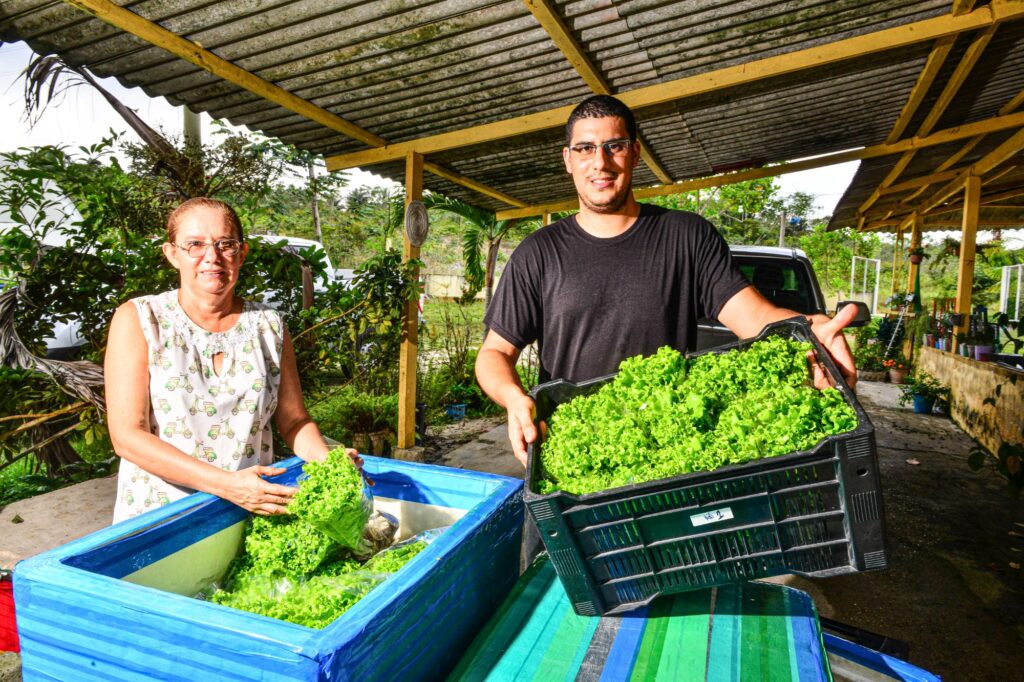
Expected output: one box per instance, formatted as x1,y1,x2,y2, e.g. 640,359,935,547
921,127,1024,213
327,0,1024,172
954,176,981,343
397,153,423,450
61,0,526,207
422,162,527,207
900,88,1024,204
495,111,1024,219
522,0,673,184
857,23,997,217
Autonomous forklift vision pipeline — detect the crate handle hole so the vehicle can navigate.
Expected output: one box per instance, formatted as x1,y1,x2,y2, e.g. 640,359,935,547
547,529,558,537
856,467,868,477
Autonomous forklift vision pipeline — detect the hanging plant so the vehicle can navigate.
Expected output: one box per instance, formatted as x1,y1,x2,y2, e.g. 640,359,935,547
907,245,927,264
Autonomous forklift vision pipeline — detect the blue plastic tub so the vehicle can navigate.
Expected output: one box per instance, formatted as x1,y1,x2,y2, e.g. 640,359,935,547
14,456,523,681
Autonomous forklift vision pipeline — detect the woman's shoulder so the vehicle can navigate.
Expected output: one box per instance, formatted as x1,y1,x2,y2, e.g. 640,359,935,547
241,298,285,338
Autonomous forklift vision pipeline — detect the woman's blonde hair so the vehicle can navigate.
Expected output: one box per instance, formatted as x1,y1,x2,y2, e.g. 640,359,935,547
166,198,244,242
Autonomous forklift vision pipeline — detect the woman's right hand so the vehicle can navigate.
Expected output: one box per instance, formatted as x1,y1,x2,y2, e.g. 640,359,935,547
220,466,298,515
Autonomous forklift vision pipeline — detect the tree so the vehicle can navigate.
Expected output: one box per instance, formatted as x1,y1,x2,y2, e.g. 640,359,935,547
644,178,783,244
423,195,521,309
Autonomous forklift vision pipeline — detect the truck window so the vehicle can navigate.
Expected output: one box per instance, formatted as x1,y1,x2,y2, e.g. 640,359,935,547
736,260,815,314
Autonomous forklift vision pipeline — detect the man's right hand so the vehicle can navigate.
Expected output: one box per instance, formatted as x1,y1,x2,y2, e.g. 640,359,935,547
507,393,538,467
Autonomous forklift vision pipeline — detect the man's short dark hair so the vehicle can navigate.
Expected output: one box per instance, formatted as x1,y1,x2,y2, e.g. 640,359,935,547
565,95,637,146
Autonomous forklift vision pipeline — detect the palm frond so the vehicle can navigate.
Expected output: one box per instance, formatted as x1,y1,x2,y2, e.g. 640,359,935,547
461,226,487,296
423,194,495,231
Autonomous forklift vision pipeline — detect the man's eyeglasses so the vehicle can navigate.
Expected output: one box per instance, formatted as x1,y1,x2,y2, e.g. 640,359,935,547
174,239,243,258
568,138,634,159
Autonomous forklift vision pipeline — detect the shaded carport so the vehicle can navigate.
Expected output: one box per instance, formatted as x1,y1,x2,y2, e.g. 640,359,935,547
2,0,1024,448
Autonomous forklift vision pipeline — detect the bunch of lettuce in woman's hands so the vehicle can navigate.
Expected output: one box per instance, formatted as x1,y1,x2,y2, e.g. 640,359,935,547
289,447,371,552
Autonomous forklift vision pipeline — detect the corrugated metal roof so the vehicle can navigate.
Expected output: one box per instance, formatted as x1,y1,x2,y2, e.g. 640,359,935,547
2,0,1020,216
832,18,1024,231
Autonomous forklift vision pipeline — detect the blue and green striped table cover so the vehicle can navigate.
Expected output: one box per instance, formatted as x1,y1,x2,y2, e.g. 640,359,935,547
449,557,831,682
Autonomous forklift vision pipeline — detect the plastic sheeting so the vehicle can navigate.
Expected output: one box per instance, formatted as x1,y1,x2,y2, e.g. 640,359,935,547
450,557,832,681
14,456,523,681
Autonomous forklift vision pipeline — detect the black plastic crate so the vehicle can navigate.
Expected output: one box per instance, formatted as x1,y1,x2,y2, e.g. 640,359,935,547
525,318,887,616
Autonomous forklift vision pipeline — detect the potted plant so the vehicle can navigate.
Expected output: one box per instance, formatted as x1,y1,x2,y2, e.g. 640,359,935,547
898,371,951,415
883,355,910,384
854,341,887,382
973,323,996,362
907,245,927,265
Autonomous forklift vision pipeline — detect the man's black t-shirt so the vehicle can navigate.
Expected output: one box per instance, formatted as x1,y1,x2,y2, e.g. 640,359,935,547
484,204,749,384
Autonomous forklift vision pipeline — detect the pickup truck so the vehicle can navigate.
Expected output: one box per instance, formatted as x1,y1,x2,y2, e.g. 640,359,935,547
695,245,829,351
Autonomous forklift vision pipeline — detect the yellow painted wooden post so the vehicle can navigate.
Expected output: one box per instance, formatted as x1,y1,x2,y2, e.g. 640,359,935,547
542,212,552,226
398,152,424,449
954,175,981,348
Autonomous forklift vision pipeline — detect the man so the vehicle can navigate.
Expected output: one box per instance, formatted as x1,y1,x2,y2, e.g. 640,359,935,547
476,95,857,465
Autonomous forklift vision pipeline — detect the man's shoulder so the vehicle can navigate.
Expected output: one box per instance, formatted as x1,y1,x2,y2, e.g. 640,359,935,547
514,216,574,252
639,203,711,228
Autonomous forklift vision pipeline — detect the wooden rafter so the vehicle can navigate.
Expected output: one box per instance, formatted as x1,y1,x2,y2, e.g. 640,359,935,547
857,22,997,220
61,0,527,207
522,0,673,184
898,88,1024,205
495,111,1024,220
326,1,1024,172
922,128,1024,213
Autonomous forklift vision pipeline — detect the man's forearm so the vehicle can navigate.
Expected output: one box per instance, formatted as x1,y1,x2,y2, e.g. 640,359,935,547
475,347,527,408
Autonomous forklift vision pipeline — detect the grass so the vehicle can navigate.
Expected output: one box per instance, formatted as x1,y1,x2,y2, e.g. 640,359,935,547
0,435,118,508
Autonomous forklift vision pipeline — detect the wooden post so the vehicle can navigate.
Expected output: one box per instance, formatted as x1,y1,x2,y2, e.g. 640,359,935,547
397,152,423,449
542,211,552,226
906,212,922,296
954,175,981,348
890,224,903,304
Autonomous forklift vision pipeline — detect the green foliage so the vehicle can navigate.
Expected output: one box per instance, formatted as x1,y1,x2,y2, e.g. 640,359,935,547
308,389,398,443
289,448,370,551
538,339,858,495
897,371,951,408
798,224,882,302
854,340,888,372
968,441,1024,498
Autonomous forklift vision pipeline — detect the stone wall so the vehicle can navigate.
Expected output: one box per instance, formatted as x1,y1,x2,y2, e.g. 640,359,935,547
918,346,1024,454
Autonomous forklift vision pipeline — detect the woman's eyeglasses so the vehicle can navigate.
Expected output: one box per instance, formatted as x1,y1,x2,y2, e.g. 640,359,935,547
174,239,243,258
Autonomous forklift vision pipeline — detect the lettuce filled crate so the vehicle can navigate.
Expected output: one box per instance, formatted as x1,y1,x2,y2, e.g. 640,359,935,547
13,456,523,681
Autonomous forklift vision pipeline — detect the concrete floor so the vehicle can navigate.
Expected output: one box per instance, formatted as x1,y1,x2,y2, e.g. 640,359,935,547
2,381,1021,680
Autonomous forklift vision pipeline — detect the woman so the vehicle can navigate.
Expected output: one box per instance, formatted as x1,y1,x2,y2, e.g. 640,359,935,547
105,197,356,522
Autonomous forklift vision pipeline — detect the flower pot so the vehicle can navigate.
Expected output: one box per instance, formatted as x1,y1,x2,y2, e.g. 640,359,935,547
445,403,467,421
369,429,392,457
858,369,887,382
974,345,993,362
912,394,935,414
909,254,923,264
924,334,935,347
351,432,371,453
962,344,973,358
888,368,908,384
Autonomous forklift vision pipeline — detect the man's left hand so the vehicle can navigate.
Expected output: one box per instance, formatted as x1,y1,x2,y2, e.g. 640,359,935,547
807,303,859,391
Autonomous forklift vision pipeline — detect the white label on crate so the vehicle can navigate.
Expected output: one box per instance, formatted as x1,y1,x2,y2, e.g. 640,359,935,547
691,507,735,527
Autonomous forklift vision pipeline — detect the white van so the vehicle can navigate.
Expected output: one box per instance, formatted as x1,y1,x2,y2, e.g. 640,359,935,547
251,234,348,292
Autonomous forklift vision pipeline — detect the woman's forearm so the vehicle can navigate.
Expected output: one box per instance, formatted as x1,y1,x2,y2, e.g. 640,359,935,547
111,427,231,496
281,417,330,462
